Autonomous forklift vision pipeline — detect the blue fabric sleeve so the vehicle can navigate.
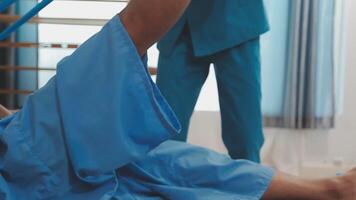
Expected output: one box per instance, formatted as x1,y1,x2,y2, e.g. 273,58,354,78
0,16,181,199
55,16,180,183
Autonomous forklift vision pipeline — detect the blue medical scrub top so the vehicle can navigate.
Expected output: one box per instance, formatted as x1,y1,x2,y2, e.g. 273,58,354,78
158,0,269,56
0,16,274,200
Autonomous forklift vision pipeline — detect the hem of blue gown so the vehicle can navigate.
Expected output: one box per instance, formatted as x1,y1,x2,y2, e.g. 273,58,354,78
254,167,275,200
108,165,276,200
111,15,181,137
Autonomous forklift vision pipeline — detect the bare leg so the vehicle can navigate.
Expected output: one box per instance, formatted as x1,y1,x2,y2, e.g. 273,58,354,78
263,169,356,200
119,0,191,56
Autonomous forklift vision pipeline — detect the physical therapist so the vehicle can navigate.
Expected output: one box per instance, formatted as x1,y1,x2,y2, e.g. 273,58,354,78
156,0,269,162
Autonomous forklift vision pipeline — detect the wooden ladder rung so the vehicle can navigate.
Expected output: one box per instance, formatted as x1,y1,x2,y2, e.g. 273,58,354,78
0,65,157,75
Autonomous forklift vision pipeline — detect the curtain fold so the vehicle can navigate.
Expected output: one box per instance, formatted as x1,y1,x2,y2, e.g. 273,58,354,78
262,0,344,129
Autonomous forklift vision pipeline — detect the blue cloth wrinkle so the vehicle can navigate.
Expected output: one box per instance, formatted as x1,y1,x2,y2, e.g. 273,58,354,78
0,15,274,200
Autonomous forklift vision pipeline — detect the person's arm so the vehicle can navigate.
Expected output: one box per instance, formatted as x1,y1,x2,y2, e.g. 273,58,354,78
119,0,191,56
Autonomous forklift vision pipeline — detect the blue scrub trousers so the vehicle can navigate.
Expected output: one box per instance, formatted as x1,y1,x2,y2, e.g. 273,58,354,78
157,29,264,163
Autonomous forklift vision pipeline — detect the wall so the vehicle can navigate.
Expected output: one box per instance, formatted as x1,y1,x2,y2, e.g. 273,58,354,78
324,0,356,168
297,0,356,176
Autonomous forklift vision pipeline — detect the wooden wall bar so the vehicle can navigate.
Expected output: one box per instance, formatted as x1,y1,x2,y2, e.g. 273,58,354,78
0,65,157,74
0,0,162,99
0,42,80,49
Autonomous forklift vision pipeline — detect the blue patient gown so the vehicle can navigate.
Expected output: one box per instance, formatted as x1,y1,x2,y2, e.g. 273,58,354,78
0,16,274,200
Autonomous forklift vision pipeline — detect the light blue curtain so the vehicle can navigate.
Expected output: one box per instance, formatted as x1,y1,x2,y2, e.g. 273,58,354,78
261,0,345,129
261,0,290,118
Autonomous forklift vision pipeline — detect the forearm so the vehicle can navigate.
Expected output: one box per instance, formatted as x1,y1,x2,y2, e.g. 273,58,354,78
119,0,190,56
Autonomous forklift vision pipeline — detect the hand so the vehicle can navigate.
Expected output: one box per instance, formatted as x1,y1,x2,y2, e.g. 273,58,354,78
0,104,11,118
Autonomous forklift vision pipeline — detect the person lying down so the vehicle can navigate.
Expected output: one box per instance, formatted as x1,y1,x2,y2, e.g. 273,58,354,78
1,0,356,199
